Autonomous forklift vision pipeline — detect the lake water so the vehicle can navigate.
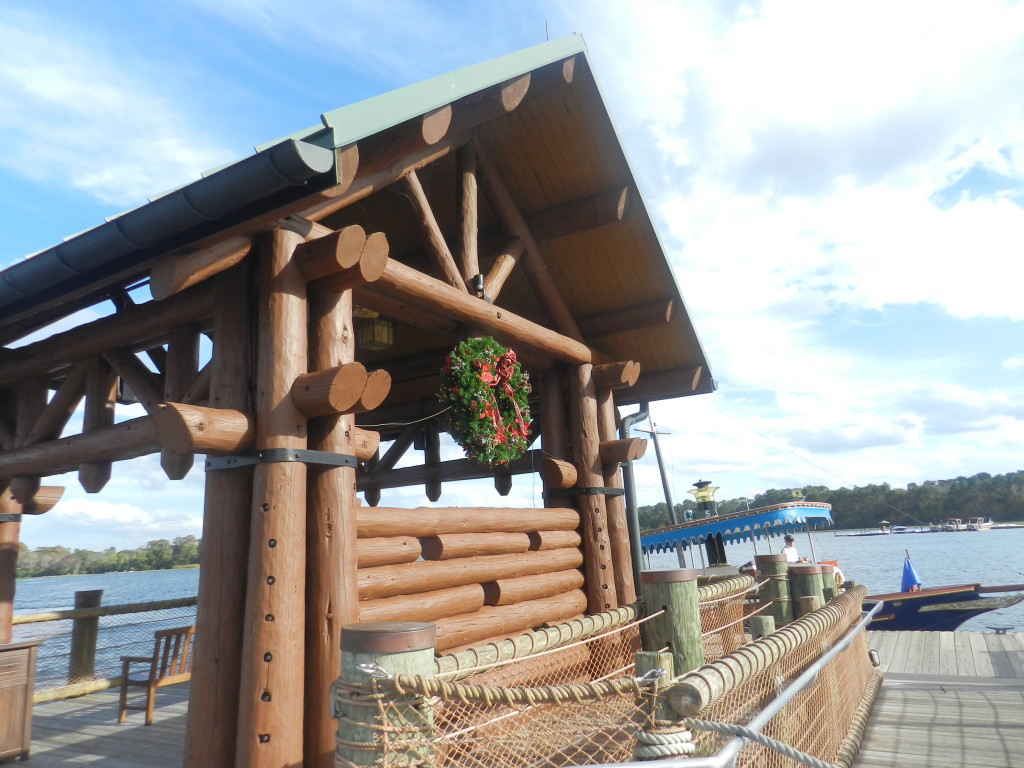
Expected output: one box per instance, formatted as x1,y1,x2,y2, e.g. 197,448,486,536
10,527,1024,684
647,525,1024,632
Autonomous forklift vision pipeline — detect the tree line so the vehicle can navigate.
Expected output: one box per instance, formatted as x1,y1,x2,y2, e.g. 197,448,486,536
16,535,200,578
637,470,1024,532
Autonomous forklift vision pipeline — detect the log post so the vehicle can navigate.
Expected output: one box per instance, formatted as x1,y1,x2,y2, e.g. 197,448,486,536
539,369,569,508
821,565,840,602
0,487,19,644
458,141,479,283
79,359,117,493
638,570,702,676
236,229,308,767
304,284,362,767
162,325,200,479
754,554,793,627
634,651,692,761
789,564,825,619
69,589,103,683
748,615,776,640
335,623,436,767
423,420,442,502
596,387,637,605
184,264,254,768
9,380,46,504
570,364,618,612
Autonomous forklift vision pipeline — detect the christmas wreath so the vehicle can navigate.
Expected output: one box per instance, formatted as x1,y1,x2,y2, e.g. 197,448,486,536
440,337,532,465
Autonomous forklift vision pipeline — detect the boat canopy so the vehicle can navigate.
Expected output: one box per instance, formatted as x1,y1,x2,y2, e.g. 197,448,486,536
640,502,833,555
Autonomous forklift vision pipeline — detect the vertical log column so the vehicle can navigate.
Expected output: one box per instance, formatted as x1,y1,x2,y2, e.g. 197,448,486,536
162,325,200,479
79,360,116,493
638,570,702,676
304,288,361,768
0,487,18,644
569,364,618,613
236,229,309,767
539,370,570,509
185,265,255,768
595,388,637,605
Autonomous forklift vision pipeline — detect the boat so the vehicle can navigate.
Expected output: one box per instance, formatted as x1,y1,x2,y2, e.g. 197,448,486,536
639,484,1024,631
942,518,966,531
862,550,1023,630
966,516,993,531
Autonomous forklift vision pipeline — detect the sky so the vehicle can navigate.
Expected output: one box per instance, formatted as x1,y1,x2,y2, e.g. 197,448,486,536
3,0,1024,550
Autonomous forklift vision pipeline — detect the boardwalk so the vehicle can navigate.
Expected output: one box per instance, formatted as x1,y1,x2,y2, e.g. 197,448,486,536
27,683,188,767
855,631,1024,768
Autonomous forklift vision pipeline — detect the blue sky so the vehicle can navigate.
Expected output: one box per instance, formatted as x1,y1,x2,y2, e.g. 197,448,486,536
4,0,1024,550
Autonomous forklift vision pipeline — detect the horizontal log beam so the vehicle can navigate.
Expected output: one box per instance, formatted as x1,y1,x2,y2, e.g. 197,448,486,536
539,457,576,490
577,299,674,339
434,590,587,652
528,530,582,551
0,416,158,480
482,569,584,606
358,449,542,492
420,532,531,561
290,362,367,418
592,360,640,389
354,369,391,414
373,260,599,365
152,403,254,455
356,536,422,568
20,485,64,515
358,584,484,625
614,365,708,406
307,232,389,293
527,186,632,242
0,283,216,389
352,285,459,335
356,506,579,539
150,236,252,301
292,225,367,283
357,547,584,601
599,437,647,465
350,426,380,462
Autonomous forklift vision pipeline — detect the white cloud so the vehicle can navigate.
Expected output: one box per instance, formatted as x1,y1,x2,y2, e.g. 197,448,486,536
0,14,231,206
1002,355,1024,370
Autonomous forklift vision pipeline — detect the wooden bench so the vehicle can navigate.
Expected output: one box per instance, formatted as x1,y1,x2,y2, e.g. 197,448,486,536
117,625,194,725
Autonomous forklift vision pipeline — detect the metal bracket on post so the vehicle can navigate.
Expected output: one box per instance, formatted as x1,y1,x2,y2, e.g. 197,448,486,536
0,513,21,523
205,448,358,471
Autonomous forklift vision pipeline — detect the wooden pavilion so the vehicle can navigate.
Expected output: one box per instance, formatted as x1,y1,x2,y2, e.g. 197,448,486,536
0,35,713,768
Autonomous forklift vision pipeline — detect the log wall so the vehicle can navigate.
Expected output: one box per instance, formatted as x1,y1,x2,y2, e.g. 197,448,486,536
354,506,585,652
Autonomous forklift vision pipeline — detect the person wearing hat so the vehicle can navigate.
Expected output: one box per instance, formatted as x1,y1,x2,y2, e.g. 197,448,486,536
782,534,801,563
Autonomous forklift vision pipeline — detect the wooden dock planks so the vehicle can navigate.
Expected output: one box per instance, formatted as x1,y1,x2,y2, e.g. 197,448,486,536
858,631,1024,768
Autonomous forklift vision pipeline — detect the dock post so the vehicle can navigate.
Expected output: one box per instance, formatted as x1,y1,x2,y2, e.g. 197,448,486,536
754,554,793,626
69,589,103,683
634,650,695,760
639,569,702,675
820,565,839,602
789,564,825,618
748,615,776,639
335,622,436,767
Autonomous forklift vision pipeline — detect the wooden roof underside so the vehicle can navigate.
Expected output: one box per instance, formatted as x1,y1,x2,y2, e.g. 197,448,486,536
0,37,713,429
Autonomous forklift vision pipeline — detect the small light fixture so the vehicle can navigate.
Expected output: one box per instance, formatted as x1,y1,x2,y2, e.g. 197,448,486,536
357,316,395,351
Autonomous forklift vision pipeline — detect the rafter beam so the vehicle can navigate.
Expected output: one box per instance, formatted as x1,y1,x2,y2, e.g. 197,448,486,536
402,170,467,292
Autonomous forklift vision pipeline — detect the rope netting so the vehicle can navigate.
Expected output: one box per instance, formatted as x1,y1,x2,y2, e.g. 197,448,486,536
332,578,878,768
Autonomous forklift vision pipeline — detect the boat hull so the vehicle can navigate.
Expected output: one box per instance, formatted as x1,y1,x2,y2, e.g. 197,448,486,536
866,584,1024,631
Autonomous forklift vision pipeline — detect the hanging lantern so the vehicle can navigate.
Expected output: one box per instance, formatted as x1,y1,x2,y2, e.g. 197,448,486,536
356,316,394,350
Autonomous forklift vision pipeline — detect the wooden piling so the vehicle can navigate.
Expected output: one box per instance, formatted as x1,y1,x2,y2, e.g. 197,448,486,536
69,590,102,683
336,622,436,767
638,569,702,676
789,564,825,619
755,554,793,626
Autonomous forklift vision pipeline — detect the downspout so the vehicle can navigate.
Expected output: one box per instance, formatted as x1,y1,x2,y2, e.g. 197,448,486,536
620,402,650,586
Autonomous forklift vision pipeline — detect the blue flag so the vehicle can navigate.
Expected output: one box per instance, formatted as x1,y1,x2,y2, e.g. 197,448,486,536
901,551,922,592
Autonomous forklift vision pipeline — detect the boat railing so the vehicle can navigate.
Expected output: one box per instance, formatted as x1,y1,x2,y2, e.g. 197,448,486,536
12,589,197,702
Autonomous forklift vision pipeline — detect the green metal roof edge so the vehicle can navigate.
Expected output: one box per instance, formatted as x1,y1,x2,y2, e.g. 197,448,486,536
254,34,588,153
